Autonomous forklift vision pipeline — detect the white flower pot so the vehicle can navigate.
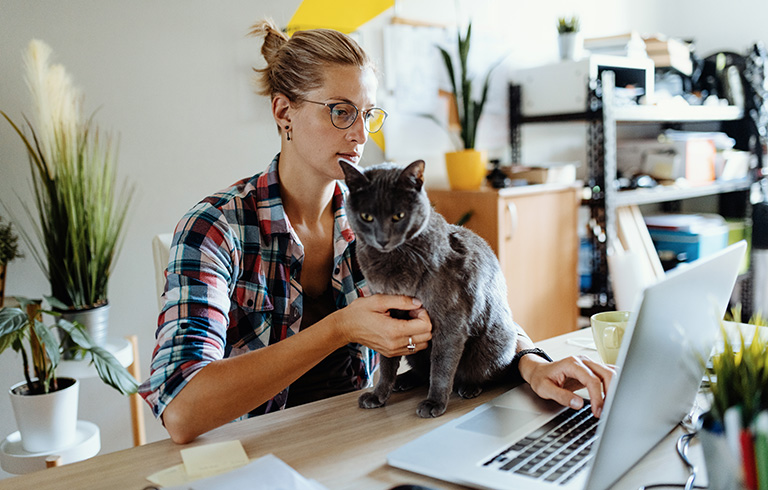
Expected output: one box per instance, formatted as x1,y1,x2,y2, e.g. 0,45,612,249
58,302,110,347
558,32,583,61
9,377,79,453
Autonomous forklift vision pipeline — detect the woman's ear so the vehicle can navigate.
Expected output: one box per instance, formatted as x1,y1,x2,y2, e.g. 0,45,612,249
272,93,292,128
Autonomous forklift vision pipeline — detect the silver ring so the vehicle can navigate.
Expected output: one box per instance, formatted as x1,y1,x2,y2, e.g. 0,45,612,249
407,337,416,352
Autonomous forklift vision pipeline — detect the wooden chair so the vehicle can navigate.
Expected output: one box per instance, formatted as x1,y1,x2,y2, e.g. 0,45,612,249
45,455,62,468
152,234,173,312
126,335,146,446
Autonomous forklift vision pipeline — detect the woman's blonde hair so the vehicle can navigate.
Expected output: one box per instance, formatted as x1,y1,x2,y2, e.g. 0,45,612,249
248,19,374,101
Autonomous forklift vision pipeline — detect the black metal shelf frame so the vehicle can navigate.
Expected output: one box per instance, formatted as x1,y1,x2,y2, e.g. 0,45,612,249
510,71,754,314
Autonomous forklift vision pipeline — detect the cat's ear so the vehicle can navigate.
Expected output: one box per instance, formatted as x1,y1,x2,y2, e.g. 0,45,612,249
399,160,426,191
339,160,369,191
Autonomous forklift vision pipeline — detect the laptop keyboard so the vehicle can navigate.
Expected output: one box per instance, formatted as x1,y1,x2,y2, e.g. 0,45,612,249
482,401,598,485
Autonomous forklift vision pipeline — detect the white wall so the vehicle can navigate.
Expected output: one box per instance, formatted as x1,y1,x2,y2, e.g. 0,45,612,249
0,0,304,477
1,0,766,479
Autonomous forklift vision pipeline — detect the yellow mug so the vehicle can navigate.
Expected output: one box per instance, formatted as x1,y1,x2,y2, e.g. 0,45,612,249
590,311,631,365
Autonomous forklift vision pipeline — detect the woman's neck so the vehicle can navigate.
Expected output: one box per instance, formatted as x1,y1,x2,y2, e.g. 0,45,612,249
278,156,336,229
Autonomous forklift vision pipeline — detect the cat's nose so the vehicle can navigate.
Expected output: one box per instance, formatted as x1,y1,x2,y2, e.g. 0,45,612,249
375,238,389,249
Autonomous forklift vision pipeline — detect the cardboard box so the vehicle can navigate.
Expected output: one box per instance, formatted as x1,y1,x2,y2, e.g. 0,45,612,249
617,139,676,178
681,138,716,184
616,137,716,183
507,162,578,184
511,55,655,116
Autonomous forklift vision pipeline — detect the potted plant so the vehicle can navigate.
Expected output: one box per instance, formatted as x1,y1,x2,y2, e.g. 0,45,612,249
437,22,498,190
1,40,134,346
699,307,768,490
556,15,582,61
0,296,137,452
0,216,23,307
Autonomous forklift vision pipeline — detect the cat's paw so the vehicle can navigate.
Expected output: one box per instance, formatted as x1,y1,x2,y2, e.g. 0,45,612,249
393,370,423,392
416,399,447,418
358,391,387,409
456,384,483,399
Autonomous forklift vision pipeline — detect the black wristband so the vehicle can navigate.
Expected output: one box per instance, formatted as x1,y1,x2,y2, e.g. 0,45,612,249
511,348,553,377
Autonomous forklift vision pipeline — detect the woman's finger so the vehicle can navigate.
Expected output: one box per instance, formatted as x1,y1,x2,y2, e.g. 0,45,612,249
558,356,613,417
371,294,423,311
578,357,616,416
581,357,616,388
527,356,608,416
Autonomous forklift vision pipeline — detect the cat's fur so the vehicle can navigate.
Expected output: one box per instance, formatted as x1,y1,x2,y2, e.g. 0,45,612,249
340,159,519,418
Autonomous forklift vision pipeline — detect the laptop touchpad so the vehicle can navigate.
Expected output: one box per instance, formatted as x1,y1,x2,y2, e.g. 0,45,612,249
457,406,542,438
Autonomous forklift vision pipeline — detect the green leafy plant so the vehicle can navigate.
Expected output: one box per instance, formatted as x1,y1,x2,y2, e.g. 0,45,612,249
0,216,23,266
0,296,137,395
437,22,499,151
706,306,768,426
556,16,580,34
1,39,133,310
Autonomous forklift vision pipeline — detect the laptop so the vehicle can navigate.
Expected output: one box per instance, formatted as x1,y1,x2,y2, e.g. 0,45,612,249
388,240,747,490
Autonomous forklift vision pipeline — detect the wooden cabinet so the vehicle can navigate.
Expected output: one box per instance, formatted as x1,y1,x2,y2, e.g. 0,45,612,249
427,184,581,341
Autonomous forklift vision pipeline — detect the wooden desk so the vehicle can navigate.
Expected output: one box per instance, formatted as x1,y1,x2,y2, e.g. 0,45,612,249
0,329,706,490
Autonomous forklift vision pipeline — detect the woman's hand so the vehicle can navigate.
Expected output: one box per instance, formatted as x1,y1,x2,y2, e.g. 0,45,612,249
332,294,432,357
518,354,616,418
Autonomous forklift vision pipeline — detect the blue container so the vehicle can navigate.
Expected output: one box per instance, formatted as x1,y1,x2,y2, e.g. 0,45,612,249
579,238,592,291
647,217,729,262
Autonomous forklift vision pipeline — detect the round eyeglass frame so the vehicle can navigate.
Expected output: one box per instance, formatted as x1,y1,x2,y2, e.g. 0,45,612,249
301,99,388,133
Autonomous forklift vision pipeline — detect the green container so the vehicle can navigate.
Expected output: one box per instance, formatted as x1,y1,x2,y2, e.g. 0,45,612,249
726,218,751,275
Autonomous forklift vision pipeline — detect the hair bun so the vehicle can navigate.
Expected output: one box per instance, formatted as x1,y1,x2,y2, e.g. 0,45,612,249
248,17,373,101
248,19,288,66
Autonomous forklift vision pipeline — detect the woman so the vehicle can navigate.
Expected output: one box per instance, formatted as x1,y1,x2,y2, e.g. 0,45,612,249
139,19,614,444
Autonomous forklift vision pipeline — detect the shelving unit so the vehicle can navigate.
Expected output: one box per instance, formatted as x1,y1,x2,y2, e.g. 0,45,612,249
612,179,751,207
510,71,756,314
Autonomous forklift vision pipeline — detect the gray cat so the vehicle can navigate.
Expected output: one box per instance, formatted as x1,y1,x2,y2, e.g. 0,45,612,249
340,159,519,418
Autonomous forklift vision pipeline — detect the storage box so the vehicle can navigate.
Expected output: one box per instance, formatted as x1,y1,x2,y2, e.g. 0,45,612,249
680,138,716,184
507,162,579,184
616,137,716,183
617,139,678,178
511,55,655,116
645,214,729,263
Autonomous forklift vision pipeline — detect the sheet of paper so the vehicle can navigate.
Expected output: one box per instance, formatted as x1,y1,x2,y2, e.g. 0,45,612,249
164,454,327,490
180,440,250,480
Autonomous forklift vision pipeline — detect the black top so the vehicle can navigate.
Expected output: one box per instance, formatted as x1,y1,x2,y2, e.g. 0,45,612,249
285,285,363,408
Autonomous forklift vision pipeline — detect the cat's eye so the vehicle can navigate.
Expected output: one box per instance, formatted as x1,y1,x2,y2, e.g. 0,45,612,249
360,213,374,222
392,212,406,222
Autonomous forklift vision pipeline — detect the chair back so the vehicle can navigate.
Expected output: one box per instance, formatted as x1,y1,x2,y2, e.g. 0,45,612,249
152,234,173,311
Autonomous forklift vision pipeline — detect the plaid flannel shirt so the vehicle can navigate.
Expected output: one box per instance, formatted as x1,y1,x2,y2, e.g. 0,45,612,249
138,155,374,419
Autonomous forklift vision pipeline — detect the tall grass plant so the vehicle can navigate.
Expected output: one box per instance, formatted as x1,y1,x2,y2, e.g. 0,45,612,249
1,39,133,310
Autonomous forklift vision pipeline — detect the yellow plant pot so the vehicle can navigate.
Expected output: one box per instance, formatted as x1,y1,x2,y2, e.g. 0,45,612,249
445,150,488,190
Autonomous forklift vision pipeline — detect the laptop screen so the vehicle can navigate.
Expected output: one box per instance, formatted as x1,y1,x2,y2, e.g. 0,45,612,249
585,240,746,490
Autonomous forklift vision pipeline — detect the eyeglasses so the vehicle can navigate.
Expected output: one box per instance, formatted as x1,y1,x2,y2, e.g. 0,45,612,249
301,99,387,133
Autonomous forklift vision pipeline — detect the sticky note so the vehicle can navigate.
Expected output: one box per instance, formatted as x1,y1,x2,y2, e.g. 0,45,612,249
180,440,250,480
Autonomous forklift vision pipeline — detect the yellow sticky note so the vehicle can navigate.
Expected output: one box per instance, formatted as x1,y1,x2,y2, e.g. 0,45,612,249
146,463,189,487
180,440,250,480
